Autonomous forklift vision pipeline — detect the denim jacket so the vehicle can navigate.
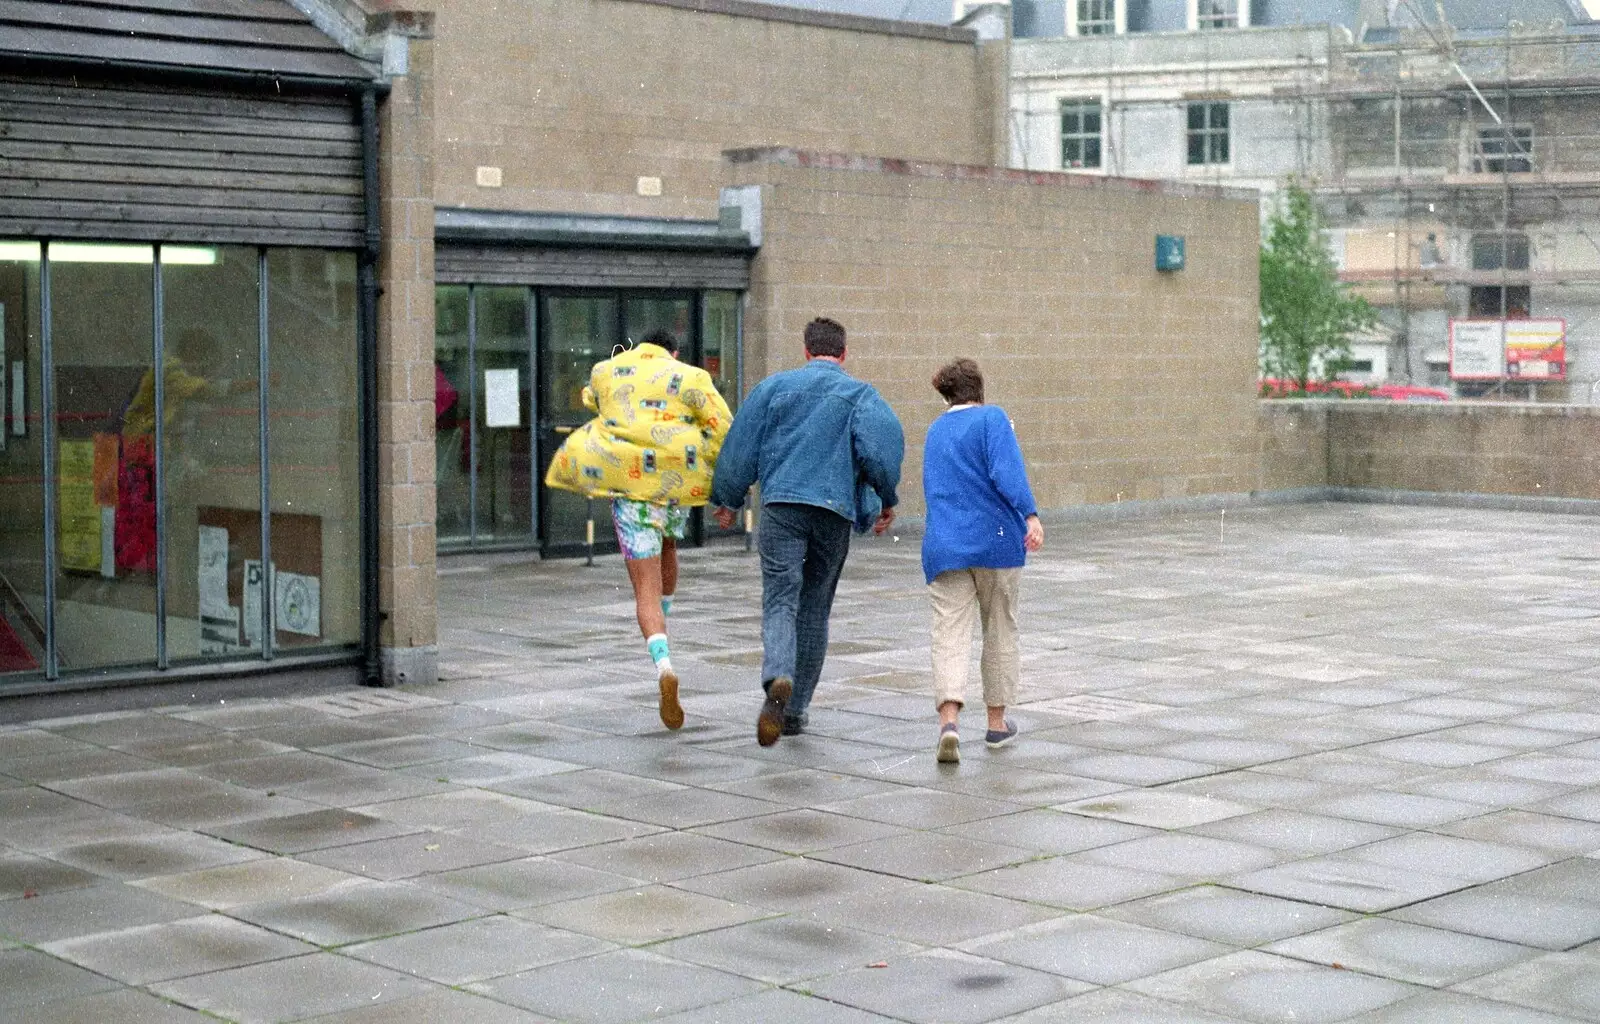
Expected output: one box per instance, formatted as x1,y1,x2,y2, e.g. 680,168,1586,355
710,360,904,531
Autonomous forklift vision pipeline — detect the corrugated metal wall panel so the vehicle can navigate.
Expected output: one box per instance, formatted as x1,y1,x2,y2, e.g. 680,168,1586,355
0,76,363,247
436,244,751,290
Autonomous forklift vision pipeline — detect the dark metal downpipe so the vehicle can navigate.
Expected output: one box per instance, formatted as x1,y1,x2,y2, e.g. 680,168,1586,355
358,85,382,686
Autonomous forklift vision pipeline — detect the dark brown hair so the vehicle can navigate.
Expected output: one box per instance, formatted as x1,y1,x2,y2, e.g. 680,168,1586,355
932,357,984,405
803,317,847,358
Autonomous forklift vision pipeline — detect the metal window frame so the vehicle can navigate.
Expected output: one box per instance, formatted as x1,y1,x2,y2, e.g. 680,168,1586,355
1195,0,1238,30
10,238,367,690
1076,0,1114,34
1060,99,1103,169
1186,101,1231,166
1472,125,1534,174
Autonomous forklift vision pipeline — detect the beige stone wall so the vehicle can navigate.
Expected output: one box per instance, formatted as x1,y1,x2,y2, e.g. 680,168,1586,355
729,152,1263,516
1258,401,1600,501
418,0,996,220
376,32,440,684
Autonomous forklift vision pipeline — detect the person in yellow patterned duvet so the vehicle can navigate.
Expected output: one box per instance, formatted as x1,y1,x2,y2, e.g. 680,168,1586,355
545,330,733,729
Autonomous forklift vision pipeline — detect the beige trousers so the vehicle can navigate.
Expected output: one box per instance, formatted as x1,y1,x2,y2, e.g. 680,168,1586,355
929,567,1021,710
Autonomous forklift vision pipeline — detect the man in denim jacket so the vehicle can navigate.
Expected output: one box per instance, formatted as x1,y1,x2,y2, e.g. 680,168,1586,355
712,318,904,746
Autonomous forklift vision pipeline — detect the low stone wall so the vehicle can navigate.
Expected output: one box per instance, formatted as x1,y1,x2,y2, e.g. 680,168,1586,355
1259,400,1600,502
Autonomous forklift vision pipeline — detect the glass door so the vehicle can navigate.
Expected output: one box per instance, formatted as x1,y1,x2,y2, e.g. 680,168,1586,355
539,294,619,555
473,287,535,546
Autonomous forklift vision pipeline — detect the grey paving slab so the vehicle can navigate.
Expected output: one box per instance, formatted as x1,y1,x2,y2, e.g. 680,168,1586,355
1343,831,1552,883
48,832,264,881
997,987,1249,1023
519,883,773,944
963,913,1228,985
938,808,1157,854
0,851,101,899
950,854,1189,911
350,789,559,829
298,829,530,880
1264,917,1541,986
407,855,639,911
811,831,1034,881
650,987,900,1024
1391,875,1600,950
1436,810,1600,855
1075,833,1284,878
671,856,921,912
0,987,218,1024
805,949,1091,1024
130,857,363,910
1340,990,1592,1024
224,879,484,946
1228,855,1472,913
0,948,121,1011
1127,949,1424,1023
1185,808,1401,855
0,882,204,943
819,787,1028,829
342,913,610,983
691,808,911,854
292,987,553,1023
41,913,314,984
447,807,664,854
654,916,919,984
549,830,785,883
148,952,434,1024
467,947,763,1024
202,808,421,854
1453,947,1600,1020
1102,885,1356,947
810,881,1062,945
1055,789,1256,829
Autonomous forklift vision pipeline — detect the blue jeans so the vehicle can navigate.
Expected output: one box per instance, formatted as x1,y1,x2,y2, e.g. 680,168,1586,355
759,502,852,719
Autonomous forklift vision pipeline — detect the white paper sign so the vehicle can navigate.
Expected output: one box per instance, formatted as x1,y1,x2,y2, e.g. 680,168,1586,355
483,368,521,428
274,570,321,637
200,606,240,655
1450,320,1504,379
243,559,265,647
198,526,230,617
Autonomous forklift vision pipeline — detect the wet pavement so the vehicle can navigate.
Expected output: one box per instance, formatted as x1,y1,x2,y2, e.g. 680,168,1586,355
3,501,1600,1022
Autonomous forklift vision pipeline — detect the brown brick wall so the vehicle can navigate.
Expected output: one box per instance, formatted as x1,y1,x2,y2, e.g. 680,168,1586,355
728,153,1264,516
376,33,439,683
415,0,996,220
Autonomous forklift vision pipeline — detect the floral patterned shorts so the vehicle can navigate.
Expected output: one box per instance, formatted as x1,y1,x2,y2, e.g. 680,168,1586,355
611,498,689,561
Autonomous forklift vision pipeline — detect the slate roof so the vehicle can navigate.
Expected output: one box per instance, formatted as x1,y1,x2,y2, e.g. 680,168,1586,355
0,0,375,80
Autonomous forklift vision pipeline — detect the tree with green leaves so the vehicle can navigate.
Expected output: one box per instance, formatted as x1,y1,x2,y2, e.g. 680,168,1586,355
1259,182,1377,391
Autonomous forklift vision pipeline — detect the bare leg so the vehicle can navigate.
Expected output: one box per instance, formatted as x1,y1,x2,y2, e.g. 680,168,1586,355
939,700,961,728
987,705,1007,731
625,556,666,640
661,539,678,601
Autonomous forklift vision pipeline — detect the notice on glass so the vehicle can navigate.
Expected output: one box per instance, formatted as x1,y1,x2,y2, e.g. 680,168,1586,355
58,440,101,573
200,606,240,655
483,368,521,428
198,525,230,618
243,559,265,648
11,360,23,436
274,571,321,637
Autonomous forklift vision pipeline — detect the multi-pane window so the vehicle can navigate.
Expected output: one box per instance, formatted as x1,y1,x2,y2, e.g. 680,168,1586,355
1186,102,1230,165
1076,0,1115,35
1472,126,1534,174
1469,232,1531,318
1196,0,1239,29
1061,100,1103,169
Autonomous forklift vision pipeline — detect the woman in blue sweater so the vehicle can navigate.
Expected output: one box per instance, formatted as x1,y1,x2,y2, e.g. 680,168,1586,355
922,358,1044,764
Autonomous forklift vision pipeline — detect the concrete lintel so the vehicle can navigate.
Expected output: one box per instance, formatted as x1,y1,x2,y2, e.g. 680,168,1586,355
435,208,756,252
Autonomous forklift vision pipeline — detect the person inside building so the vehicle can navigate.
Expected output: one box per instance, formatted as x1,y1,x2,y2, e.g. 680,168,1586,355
545,329,731,730
711,317,903,746
921,357,1043,764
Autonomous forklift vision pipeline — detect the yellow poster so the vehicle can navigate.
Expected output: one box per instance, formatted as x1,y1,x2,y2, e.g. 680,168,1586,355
59,440,102,573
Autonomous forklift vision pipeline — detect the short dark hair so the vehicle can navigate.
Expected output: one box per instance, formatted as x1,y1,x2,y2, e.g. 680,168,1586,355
803,317,846,358
641,329,678,352
932,358,984,405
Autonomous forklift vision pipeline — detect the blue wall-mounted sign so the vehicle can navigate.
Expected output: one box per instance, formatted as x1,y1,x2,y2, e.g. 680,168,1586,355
1156,235,1186,272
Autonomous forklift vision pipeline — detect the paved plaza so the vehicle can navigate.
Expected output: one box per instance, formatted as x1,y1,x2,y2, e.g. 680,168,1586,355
3,502,1600,1022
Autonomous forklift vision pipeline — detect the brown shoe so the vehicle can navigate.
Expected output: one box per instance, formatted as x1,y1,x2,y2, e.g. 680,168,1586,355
757,677,792,747
658,668,684,731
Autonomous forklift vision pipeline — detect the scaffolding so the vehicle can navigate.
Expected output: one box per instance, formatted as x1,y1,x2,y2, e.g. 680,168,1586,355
1007,14,1600,398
